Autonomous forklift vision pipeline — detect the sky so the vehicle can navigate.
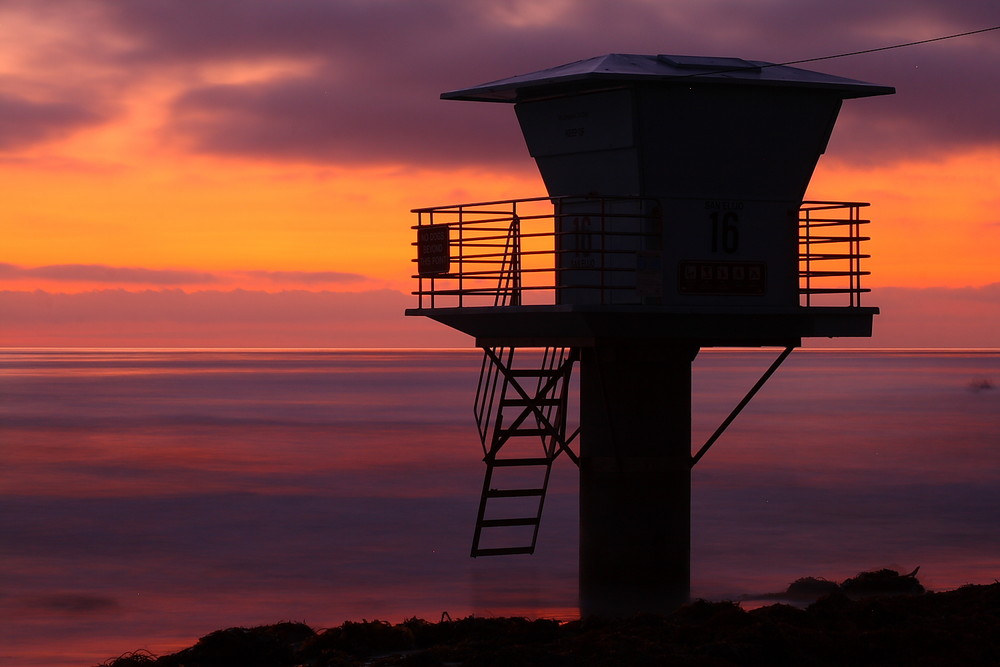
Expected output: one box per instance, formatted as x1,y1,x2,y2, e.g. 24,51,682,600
0,0,998,348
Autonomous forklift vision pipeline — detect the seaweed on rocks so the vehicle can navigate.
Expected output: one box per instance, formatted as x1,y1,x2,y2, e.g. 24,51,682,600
146,622,315,667
784,576,840,601
97,576,1000,667
99,651,158,666
840,567,924,597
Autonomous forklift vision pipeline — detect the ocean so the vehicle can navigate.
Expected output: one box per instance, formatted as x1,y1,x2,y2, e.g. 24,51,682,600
1,348,998,666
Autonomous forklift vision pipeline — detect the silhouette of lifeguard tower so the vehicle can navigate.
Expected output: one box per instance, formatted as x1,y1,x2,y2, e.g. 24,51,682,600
407,53,893,616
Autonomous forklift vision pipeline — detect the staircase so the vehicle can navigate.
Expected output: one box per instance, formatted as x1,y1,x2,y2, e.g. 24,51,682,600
471,346,578,557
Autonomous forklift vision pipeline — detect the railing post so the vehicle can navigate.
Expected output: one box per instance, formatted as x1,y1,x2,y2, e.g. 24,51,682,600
458,206,464,308
423,210,433,310
512,209,522,307
801,206,811,307
416,210,424,310
852,204,860,307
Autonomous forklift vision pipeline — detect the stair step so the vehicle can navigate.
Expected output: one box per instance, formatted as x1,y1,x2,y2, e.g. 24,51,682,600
479,517,539,528
499,397,561,407
499,428,549,438
486,488,545,498
473,546,535,557
490,457,551,467
509,369,558,378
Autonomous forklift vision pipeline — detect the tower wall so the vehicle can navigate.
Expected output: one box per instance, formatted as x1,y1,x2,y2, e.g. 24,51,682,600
578,341,697,615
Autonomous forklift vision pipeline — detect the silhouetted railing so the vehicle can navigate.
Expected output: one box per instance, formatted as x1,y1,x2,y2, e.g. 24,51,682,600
799,201,871,307
412,196,870,309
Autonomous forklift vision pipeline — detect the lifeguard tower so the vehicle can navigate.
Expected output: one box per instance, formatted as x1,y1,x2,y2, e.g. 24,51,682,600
407,53,894,616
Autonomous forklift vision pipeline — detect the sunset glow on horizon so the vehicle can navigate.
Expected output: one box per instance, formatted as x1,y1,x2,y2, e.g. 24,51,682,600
1,1,998,347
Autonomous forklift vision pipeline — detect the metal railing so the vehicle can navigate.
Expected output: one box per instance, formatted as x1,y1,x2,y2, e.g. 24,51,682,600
799,201,871,307
412,196,871,309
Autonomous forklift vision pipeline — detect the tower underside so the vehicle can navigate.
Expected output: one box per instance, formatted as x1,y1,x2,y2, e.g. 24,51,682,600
408,304,876,349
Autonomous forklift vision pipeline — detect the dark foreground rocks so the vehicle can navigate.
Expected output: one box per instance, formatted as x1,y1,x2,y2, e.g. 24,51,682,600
99,580,1000,667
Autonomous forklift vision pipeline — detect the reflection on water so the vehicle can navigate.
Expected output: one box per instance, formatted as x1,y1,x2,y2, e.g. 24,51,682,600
0,348,998,666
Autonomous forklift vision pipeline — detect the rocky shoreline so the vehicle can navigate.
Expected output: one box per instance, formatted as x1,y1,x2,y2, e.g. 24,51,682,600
98,571,1000,666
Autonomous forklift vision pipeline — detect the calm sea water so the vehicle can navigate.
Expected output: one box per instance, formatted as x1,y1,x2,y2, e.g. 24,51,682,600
1,348,998,666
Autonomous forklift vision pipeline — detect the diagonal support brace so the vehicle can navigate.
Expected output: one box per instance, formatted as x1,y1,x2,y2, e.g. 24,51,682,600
690,345,796,467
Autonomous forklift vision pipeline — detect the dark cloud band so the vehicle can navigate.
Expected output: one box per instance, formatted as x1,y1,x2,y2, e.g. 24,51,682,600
0,263,218,285
0,94,103,150
0,263,371,286
4,0,1000,165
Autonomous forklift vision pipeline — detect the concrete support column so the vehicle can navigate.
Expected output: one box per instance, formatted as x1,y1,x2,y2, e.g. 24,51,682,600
578,340,698,616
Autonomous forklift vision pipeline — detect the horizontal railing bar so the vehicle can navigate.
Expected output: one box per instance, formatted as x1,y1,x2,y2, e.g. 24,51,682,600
418,195,867,214
800,200,871,209
417,215,656,227
420,200,861,216
415,214,659,227
801,288,871,294
413,280,639,292
413,264,636,277
458,235,530,243
414,203,550,215
411,285,637,297
802,216,869,223
413,277,634,287
799,236,871,243
458,239,647,256
799,219,871,227
802,254,872,260
426,193,663,208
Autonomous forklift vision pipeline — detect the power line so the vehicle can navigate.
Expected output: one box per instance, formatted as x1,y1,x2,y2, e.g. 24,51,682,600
684,24,1000,77
778,24,1000,68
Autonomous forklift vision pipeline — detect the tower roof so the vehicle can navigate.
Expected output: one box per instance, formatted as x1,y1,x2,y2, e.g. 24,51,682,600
441,53,895,102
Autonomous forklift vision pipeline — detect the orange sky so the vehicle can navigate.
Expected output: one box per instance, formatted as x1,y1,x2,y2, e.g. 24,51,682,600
807,149,1000,289
1,1,998,347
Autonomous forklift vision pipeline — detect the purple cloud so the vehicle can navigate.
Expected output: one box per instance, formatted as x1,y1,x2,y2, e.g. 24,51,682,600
0,94,102,150
107,0,467,64
169,72,526,167
150,0,1000,167
7,0,1000,166
0,263,218,285
0,263,375,287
